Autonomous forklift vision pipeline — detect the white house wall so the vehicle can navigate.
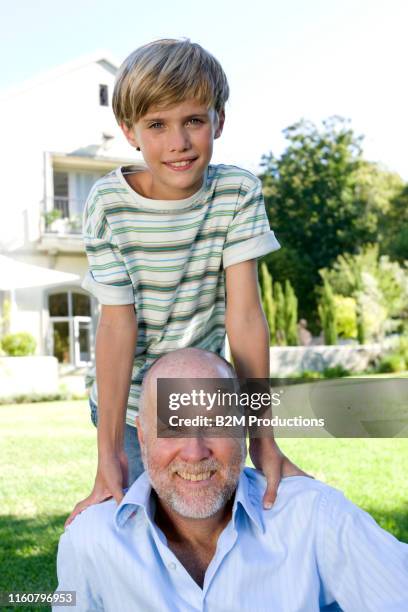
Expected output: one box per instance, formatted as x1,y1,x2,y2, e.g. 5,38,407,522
0,57,134,250
0,54,133,362
12,287,43,338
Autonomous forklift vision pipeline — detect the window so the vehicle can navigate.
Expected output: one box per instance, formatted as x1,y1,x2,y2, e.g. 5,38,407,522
50,169,105,230
99,84,109,106
53,171,68,197
52,171,69,219
48,290,93,365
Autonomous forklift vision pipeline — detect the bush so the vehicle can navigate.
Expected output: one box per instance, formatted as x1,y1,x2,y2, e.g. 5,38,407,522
259,262,276,344
274,281,286,345
0,390,88,405
397,334,408,363
1,332,36,356
296,366,350,380
322,245,408,342
377,353,407,373
299,370,324,380
318,278,338,345
356,293,367,344
322,365,351,378
284,279,298,345
333,295,357,339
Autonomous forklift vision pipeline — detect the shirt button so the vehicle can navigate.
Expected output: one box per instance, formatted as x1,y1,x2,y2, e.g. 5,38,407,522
168,562,177,571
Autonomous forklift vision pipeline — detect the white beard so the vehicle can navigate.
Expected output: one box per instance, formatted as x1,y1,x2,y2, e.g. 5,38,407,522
141,442,246,519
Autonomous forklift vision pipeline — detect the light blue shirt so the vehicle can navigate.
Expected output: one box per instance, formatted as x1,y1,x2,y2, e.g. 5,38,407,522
54,469,408,611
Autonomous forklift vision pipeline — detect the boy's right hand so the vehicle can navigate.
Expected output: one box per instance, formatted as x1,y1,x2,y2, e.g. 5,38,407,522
65,450,128,527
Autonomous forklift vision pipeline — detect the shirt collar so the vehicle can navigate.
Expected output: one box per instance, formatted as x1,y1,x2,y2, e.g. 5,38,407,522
114,471,154,529
114,467,265,533
232,467,265,533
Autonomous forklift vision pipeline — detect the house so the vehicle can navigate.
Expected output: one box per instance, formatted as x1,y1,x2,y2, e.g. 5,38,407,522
0,51,136,375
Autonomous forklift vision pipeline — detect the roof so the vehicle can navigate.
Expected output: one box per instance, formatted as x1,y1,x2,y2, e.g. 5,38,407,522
0,50,120,101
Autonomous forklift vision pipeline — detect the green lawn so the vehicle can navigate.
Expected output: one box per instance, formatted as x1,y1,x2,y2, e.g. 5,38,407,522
0,401,407,611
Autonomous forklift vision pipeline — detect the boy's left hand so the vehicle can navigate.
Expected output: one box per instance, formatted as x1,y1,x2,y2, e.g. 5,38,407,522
249,437,312,509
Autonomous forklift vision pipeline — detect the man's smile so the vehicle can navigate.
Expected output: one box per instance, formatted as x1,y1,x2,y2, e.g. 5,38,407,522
175,469,217,483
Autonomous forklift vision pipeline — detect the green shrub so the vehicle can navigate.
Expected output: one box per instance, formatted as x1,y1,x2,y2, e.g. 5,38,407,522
322,365,351,378
321,245,408,342
260,262,276,344
1,332,37,356
377,353,407,373
318,278,338,345
333,295,357,339
355,293,367,344
299,370,324,380
274,281,286,345
297,366,351,380
284,279,298,345
0,390,88,405
396,335,408,363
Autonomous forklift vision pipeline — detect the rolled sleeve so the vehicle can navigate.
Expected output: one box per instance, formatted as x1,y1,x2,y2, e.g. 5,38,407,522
81,270,134,305
81,187,135,306
223,230,280,268
222,177,280,269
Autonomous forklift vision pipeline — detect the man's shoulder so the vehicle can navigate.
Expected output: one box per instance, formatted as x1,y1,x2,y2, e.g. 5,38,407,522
62,497,120,550
277,474,349,514
244,468,351,521
209,163,261,193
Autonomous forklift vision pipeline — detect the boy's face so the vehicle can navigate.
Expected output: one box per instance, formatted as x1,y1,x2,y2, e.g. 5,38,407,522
120,99,225,200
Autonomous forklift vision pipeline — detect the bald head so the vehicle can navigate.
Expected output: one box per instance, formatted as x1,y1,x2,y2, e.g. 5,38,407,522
138,348,235,429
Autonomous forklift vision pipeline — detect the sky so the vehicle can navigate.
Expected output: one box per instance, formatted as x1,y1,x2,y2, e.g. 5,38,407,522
2,0,408,178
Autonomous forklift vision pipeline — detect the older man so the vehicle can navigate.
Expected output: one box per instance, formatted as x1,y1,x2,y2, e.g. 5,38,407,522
54,348,408,612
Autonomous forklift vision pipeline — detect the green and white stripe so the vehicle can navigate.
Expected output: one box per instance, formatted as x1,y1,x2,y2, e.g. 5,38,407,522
81,162,280,426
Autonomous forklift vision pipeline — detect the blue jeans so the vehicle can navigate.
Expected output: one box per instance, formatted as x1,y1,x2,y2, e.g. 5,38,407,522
89,397,145,486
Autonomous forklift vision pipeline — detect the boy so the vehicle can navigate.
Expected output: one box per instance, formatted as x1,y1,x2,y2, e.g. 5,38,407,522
67,38,305,525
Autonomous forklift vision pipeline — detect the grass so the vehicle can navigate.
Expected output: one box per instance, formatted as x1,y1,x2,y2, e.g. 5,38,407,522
0,401,407,611
277,437,408,542
0,401,97,611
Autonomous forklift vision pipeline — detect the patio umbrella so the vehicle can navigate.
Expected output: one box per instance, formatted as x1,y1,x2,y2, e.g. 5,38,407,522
0,254,80,290
0,255,81,334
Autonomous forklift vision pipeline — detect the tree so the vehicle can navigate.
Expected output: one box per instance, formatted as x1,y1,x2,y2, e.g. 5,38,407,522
352,160,403,240
274,281,286,346
259,262,276,344
284,279,298,345
259,117,400,327
382,183,408,262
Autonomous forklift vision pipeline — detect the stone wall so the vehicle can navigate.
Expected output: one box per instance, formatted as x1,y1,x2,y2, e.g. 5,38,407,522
269,344,382,376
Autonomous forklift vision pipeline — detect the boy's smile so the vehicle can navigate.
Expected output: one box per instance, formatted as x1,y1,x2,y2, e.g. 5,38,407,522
121,99,225,200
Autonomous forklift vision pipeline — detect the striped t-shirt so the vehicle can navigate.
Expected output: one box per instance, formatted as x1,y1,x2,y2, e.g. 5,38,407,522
81,162,280,426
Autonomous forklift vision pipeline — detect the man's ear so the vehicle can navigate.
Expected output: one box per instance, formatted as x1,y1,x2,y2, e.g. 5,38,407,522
214,108,225,139
135,416,144,446
120,122,139,148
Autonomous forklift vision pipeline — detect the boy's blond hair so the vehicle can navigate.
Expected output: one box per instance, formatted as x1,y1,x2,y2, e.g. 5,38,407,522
113,38,230,129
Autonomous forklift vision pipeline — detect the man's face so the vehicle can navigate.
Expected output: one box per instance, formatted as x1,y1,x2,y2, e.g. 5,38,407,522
139,428,245,519
121,99,225,200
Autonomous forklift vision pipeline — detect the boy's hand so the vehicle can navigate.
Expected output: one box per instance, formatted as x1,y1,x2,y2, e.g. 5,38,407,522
249,437,312,509
64,450,128,527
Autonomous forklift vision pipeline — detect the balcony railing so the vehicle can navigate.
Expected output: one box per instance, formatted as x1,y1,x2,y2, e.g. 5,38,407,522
42,197,83,235
54,196,71,218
